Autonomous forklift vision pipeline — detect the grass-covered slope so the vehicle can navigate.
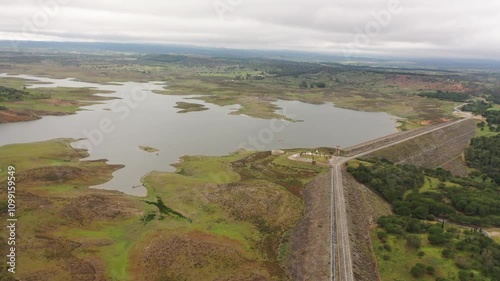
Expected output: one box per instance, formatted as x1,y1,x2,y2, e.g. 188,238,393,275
0,140,325,281
0,77,114,123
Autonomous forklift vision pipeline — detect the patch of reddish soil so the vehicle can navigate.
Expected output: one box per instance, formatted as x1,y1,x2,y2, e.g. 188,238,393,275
44,98,78,106
0,109,40,123
388,75,468,92
287,173,331,280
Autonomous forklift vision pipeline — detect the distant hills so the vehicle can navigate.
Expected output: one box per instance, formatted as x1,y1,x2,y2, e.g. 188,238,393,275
0,40,499,70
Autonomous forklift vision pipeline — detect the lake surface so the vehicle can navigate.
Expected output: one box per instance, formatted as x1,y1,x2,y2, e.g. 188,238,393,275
0,74,398,196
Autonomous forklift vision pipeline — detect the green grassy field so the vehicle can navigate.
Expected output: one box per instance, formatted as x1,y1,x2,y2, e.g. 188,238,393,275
488,105,500,111
0,77,115,123
476,122,499,137
0,139,326,281
372,225,481,281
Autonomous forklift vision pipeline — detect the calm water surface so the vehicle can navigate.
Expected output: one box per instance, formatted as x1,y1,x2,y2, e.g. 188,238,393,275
0,74,398,196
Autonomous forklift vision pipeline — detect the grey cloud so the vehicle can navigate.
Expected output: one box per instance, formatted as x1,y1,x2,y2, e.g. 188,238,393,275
1,0,499,59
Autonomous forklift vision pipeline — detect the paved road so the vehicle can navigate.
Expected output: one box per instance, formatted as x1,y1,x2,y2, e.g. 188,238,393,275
330,160,354,281
329,116,472,281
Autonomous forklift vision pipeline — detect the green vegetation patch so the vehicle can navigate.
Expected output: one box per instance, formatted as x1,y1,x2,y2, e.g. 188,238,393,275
466,134,500,184
0,77,115,123
372,223,489,281
348,158,500,227
140,150,326,279
138,145,159,153
349,149,500,280
418,90,471,102
0,139,326,280
174,101,209,113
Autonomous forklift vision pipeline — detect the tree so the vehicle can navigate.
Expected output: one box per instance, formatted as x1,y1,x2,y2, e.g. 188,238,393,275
442,248,454,259
413,206,429,219
299,81,308,88
316,82,326,88
411,263,426,278
426,265,435,275
458,270,473,281
377,230,388,242
394,201,412,216
429,232,449,245
406,235,422,249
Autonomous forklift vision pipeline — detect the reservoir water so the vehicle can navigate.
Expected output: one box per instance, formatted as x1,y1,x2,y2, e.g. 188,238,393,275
0,74,398,196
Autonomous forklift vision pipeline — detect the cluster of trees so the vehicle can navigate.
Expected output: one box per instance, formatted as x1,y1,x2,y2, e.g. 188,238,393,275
350,154,500,279
144,54,187,63
462,100,492,115
376,214,500,279
299,81,327,89
0,86,29,102
418,90,471,102
486,91,500,105
466,135,500,185
348,159,500,226
0,86,51,110
485,110,500,124
266,61,324,77
347,160,424,203
410,263,435,278
464,100,500,132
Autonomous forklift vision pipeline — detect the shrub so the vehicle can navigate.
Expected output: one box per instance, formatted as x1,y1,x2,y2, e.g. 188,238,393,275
411,263,426,278
455,257,472,269
407,235,422,249
383,244,392,252
413,206,429,219
315,82,326,88
458,270,473,281
429,232,451,245
377,230,388,242
426,266,435,275
442,248,454,259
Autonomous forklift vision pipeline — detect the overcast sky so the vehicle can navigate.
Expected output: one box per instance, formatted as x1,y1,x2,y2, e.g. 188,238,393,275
1,0,499,59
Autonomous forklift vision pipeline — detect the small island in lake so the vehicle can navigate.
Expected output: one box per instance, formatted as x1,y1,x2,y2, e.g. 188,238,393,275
174,101,208,113
139,146,159,153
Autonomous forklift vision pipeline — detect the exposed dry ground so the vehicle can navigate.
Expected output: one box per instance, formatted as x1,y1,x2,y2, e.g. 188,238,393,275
366,119,477,173
286,172,331,281
0,109,40,123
